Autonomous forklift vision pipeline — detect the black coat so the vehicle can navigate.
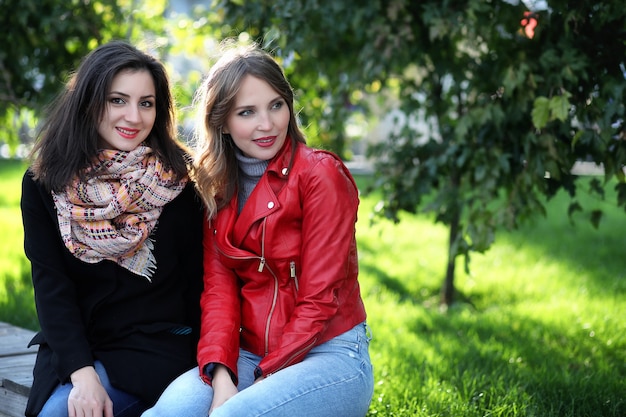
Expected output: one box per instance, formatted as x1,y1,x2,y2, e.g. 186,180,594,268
21,171,204,416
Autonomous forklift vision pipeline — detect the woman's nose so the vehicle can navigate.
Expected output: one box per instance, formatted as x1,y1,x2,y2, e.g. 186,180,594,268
125,105,141,123
257,112,272,130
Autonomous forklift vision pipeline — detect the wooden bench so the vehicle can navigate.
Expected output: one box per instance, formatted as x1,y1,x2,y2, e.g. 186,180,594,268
0,322,36,417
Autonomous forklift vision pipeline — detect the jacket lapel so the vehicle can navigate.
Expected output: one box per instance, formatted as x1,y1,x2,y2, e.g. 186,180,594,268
230,139,294,248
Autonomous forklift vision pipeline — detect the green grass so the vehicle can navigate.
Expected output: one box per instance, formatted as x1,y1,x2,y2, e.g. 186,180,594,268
1,162,624,416
354,174,625,416
0,159,37,330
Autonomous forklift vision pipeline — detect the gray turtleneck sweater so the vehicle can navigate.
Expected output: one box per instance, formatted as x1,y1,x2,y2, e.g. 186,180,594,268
236,151,270,213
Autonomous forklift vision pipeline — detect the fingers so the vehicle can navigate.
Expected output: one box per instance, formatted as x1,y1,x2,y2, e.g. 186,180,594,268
104,397,114,417
67,385,113,417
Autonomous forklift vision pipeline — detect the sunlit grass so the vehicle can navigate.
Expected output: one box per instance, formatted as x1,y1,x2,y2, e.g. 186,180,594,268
0,165,624,415
0,159,37,329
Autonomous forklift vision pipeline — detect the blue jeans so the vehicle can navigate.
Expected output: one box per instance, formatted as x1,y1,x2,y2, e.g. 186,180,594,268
141,322,374,417
38,360,146,417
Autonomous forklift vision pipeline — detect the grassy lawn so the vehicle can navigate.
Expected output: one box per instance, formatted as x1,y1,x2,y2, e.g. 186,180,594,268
355,174,625,417
1,159,624,416
0,158,36,329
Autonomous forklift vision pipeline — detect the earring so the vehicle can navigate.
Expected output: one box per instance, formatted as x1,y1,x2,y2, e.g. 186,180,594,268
220,128,231,140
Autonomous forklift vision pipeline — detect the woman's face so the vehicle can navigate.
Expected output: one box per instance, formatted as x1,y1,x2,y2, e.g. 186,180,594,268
98,69,156,151
223,75,290,160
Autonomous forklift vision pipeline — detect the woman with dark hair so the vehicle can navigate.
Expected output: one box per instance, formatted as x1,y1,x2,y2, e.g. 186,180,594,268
142,41,374,417
21,40,204,417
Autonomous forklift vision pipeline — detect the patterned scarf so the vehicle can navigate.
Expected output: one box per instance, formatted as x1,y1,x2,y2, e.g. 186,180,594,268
52,145,187,280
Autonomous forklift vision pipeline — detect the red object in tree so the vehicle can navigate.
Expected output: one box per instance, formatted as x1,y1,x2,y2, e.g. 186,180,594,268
520,11,538,39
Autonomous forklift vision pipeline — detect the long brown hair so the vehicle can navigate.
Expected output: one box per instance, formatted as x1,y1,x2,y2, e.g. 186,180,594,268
192,41,306,218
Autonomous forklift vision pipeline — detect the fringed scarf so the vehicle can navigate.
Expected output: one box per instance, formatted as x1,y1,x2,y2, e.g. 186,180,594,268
52,145,187,280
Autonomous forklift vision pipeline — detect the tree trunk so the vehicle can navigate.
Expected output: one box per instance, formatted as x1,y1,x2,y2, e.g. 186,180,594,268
440,206,460,307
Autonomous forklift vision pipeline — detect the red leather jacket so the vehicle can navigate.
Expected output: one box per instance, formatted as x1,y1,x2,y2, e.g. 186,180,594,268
197,139,367,383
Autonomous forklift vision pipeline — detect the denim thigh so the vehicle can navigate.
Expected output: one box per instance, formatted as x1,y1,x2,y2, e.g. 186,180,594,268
38,360,147,417
212,322,374,417
140,367,212,417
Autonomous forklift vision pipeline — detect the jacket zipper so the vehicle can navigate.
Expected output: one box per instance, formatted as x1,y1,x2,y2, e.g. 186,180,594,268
257,218,267,272
258,219,278,356
214,218,277,357
290,261,298,292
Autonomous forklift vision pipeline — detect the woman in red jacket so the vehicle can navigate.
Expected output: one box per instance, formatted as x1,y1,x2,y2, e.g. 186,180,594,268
142,42,374,417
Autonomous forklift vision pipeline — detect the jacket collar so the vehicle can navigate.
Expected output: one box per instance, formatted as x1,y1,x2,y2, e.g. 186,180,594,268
229,137,296,243
266,136,295,179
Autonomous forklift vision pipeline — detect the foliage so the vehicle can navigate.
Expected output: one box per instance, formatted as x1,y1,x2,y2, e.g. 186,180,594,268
0,0,178,152
212,0,626,304
0,0,123,149
157,2,227,138
364,0,626,303
209,0,389,157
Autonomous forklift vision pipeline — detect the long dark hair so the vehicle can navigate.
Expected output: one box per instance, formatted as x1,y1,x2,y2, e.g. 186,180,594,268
30,40,188,192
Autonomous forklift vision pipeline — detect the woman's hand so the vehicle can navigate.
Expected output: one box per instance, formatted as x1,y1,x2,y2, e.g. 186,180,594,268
209,365,238,414
68,366,114,417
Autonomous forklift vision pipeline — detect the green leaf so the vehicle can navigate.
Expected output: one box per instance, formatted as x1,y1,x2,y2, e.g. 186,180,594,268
615,182,626,209
532,97,550,129
549,94,571,122
571,130,584,149
474,164,487,182
590,210,603,229
567,201,582,220
588,178,605,199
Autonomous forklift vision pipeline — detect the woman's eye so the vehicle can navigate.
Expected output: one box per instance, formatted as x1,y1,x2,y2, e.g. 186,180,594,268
238,109,253,117
272,101,284,110
140,100,154,108
110,97,125,105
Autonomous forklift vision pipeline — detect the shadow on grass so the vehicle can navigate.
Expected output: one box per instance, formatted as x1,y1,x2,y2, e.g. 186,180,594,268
500,212,626,297
358,238,467,307
374,303,625,416
358,259,417,304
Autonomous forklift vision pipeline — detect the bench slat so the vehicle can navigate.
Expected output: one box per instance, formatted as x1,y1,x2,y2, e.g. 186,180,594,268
0,322,36,417
0,354,36,395
0,386,29,417
0,323,36,358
